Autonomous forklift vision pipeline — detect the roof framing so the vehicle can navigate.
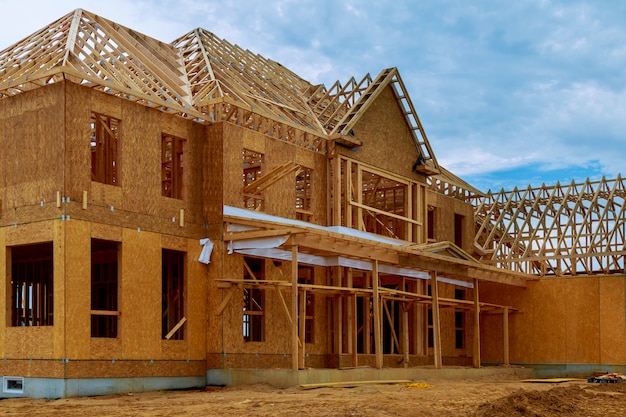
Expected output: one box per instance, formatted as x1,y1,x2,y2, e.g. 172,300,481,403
474,176,626,277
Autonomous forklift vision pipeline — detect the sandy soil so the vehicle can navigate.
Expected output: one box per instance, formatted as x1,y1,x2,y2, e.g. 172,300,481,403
2,375,625,416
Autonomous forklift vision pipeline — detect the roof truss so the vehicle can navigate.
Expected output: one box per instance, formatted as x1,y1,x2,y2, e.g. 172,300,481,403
474,176,626,277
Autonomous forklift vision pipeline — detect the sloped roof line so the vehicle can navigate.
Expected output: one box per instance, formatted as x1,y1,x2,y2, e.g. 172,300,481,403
174,27,326,133
0,8,201,119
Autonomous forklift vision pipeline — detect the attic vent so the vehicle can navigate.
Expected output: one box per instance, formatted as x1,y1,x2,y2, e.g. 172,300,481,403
3,376,24,394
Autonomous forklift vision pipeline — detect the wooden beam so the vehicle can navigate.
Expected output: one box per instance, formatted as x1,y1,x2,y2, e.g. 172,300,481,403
431,272,442,369
165,317,187,340
291,245,299,370
299,288,306,369
373,260,383,369
473,279,481,368
503,307,510,366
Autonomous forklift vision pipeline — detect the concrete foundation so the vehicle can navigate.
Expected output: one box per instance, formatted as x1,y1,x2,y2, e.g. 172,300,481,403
206,366,533,388
0,375,205,399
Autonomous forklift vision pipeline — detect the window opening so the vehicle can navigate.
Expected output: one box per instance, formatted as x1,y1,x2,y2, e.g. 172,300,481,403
243,257,264,342
242,149,264,210
298,265,314,343
454,214,464,248
454,289,465,349
91,113,120,185
162,249,185,340
91,239,119,338
296,167,312,222
162,134,185,199
427,207,436,242
361,169,407,239
10,242,54,326
3,377,24,394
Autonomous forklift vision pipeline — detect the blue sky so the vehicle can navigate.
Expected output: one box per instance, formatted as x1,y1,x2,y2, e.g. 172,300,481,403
1,0,624,193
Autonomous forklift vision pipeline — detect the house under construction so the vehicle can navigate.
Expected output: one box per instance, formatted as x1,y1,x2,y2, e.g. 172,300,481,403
0,9,624,398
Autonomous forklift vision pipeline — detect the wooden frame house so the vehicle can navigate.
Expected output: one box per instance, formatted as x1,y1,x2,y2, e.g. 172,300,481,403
0,9,624,398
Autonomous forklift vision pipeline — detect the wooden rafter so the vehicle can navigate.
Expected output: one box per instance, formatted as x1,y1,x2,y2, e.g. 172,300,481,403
474,176,626,277
0,9,199,119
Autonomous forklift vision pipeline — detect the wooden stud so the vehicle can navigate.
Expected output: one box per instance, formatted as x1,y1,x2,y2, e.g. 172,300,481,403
179,209,184,227
503,307,510,366
431,272,442,369
291,245,299,370
299,288,306,368
56,191,61,208
82,191,88,209
473,278,481,368
372,260,382,369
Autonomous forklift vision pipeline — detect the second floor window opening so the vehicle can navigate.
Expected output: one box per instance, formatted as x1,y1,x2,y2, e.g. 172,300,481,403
162,134,186,199
91,113,120,186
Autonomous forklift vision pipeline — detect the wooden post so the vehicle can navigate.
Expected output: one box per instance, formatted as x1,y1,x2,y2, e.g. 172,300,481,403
402,302,409,368
364,273,371,354
473,278,481,368
334,268,343,355
299,288,306,368
503,307,510,366
333,156,341,226
352,293,358,367
291,245,299,370
373,260,383,369
431,272,442,369
346,268,354,357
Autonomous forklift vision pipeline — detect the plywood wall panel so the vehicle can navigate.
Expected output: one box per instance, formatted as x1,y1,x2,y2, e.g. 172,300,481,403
121,228,161,359
565,278,600,363
5,327,55,358
204,122,224,229
528,279,567,362
64,219,92,359
265,139,296,218
185,237,207,359
65,82,92,202
343,86,423,182
222,123,244,208
1,84,64,208
599,277,626,364
5,220,55,245
120,102,161,216
0,228,6,358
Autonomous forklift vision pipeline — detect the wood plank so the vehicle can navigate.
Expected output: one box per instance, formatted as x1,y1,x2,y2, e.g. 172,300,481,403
165,317,187,340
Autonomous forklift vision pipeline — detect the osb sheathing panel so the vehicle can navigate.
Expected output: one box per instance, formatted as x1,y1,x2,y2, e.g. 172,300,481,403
599,277,626,363
65,83,206,229
204,123,224,231
564,278,600,363
206,240,228,355
0,228,5,357
4,219,55,246
5,327,55,358
52,220,66,358
481,277,626,366
338,85,424,183
426,190,474,251
120,228,161,359
182,236,207,360
64,360,205,379
0,83,65,209
65,219,92,359
65,81,92,199
264,139,296,218
0,359,64,378
222,123,245,208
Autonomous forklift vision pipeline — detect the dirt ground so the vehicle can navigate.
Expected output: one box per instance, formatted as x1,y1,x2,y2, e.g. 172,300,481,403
2,375,625,416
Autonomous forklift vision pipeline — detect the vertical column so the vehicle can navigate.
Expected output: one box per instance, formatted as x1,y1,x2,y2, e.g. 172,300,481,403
334,268,343,355
473,278,481,368
346,268,355,362
431,271,442,369
503,307,510,366
373,260,383,369
299,288,306,368
402,302,410,368
291,245,299,370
